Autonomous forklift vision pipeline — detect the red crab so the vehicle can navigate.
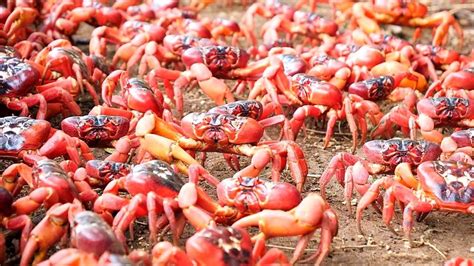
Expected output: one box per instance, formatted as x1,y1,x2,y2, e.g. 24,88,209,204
414,44,462,77
0,116,93,166
151,45,253,114
42,0,124,36
101,70,166,117
261,11,338,46
441,129,473,161
177,172,301,229
372,97,474,143
0,7,38,45
241,0,296,48
150,226,289,265
189,99,293,170
307,54,351,90
13,32,53,59
125,34,216,76
92,160,208,245
233,193,338,265
1,159,97,213
34,43,105,105
356,160,473,246
30,210,129,265
319,138,442,212
17,200,126,265
0,56,81,119
251,68,383,152
347,73,424,108
89,23,164,65
350,0,463,47
74,160,131,188
37,249,133,266
135,108,308,191
19,201,83,265
61,115,131,145
426,66,474,99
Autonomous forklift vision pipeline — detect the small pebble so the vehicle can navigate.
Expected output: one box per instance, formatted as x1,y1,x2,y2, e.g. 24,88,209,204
351,198,357,206
470,247,474,253
385,245,391,251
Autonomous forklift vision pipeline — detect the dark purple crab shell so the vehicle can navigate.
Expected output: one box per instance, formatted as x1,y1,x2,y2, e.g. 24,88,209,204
126,160,185,197
348,76,395,101
418,161,473,206
72,211,126,257
0,56,39,96
278,54,307,76
450,129,474,148
208,100,263,120
363,138,442,167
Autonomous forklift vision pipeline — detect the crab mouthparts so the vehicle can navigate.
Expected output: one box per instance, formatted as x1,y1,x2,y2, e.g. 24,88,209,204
204,128,226,144
444,183,471,203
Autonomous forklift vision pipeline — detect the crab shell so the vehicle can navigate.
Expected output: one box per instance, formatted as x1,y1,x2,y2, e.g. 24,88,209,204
292,11,338,36
45,48,91,79
348,76,395,100
0,56,40,96
183,20,212,39
181,46,249,77
371,34,412,53
0,116,51,157
181,113,264,146
362,138,442,167
442,67,474,91
308,55,348,81
345,46,385,69
163,35,216,57
61,115,130,143
217,177,302,215
291,74,343,109
123,78,164,116
119,21,165,40
417,98,474,121
186,226,253,265
33,159,79,203
0,45,20,58
415,44,460,66
417,161,473,211
208,100,263,120
71,211,126,257
278,54,307,76
450,129,474,148
125,160,184,198
85,160,131,186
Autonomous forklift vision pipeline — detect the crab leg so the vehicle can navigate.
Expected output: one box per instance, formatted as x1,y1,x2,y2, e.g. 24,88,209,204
233,193,338,265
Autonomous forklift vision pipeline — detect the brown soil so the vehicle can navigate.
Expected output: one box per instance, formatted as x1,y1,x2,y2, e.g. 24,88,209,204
1,0,473,265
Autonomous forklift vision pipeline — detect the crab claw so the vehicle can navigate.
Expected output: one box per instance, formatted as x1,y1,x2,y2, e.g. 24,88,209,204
233,140,308,192
141,134,200,174
20,200,82,266
4,7,38,37
232,193,338,265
